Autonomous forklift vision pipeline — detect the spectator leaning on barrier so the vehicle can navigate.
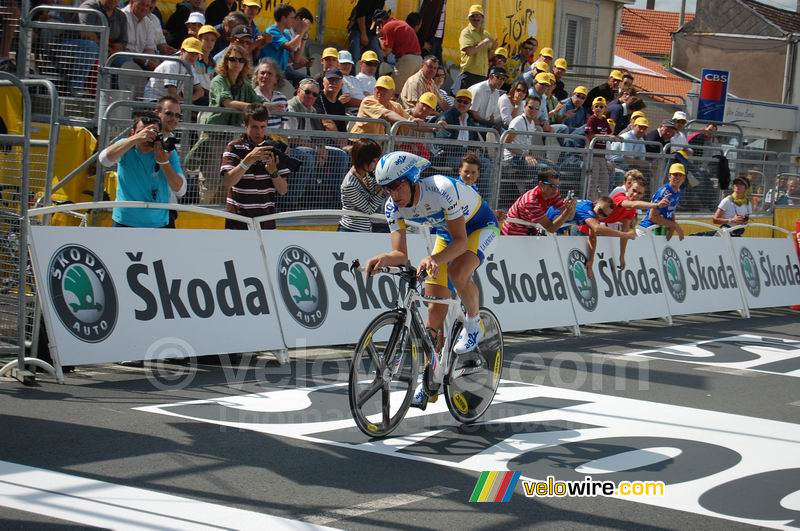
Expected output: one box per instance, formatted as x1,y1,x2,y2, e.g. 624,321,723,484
316,69,350,133
347,0,385,64
221,103,289,230
498,79,527,129
468,66,507,130
100,112,186,228
400,55,440,112
585,69,623,111
645,119,678,153
435,89,479,139
165,0,204,48
339,138,386,233
638,162,686,240
253,59,288,129
552,57,569,100
713,176,752,236
458,4,496,93
352,76,418,135
143,37,204,103
608,116,649,169
500,168,576,236
585,96,614,197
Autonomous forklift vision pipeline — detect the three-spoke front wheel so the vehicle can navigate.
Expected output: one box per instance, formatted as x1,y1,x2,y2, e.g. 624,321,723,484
348,310,421,438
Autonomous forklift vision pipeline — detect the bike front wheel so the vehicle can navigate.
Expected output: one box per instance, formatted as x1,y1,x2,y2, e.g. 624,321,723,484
444,307,504,424
348,310,421,438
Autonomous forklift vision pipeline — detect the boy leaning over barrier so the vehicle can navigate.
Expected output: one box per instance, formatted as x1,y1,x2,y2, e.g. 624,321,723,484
638,163,686,241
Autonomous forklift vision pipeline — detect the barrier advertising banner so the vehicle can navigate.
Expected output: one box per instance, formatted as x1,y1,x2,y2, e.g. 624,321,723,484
651,236,745,316
556,235,670,325
28,226,284,366
474,236,576,331
260,230,430,348
731,237,800,309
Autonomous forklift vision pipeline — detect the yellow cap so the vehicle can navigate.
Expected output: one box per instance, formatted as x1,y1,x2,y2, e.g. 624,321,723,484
534,72,552,85
630,110,646,121
468,4,483,16
197,25,220,38
375,75,395,90
545,73,556,84
540,47,554,58
669,163,686,175
322,47,339,59
241,0,261,7
610,69,624,81
180,37,203,54
633,117,650,128
361,50,379,63
573,85,588,96
533,60,549,72
554,57,568,70
418,92,438,109
592,96,607,106
455,89,473,101
607,118,616,129
494,47,508,58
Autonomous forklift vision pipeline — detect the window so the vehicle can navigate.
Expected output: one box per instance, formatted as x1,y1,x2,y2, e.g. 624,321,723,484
563,16,588,65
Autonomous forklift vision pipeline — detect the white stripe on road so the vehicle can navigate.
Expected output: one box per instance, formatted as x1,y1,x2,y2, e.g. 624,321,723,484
302,486,458,526
0,460,334,531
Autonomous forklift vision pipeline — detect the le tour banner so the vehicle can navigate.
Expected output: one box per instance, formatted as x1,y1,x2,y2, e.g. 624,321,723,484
698,69,730,123
28,226,284,366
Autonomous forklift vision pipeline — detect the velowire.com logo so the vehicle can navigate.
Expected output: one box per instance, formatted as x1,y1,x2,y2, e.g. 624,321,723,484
277,245,328,328
661,246,687,302
567,249,598,311
739,247,760,297
48,244,117,343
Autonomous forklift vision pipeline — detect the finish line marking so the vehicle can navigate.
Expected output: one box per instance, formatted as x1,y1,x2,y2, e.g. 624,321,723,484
302,486,458,526
0,460,334,531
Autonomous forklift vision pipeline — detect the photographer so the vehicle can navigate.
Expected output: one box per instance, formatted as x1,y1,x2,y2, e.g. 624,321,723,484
221,103,291,230
154,96,186,226
99,112,186,228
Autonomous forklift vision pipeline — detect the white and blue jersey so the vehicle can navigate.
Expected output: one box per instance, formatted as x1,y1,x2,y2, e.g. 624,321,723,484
385,174,497,240
640,183,681,229
546,199,597,227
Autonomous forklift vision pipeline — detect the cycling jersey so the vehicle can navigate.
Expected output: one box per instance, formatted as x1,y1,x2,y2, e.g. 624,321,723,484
385,174,498,287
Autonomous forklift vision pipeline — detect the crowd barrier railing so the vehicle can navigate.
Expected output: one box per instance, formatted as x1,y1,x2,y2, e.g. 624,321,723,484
24,201,800,380
102,52,194,103
685,120,744,147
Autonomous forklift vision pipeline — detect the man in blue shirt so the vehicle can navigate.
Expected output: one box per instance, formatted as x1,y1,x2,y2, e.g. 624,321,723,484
260,4,311,84
99,112,186,228
639,162,686,240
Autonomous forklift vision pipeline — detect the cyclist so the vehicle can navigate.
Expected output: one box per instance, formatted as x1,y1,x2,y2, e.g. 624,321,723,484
364,151,499,407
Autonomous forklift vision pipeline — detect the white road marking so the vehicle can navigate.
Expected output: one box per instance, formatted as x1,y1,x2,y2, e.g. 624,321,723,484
302,486,458,526
695,366,764,377
0,461,334,531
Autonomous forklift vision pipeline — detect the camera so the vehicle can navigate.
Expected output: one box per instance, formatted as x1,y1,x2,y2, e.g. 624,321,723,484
153,133,178,152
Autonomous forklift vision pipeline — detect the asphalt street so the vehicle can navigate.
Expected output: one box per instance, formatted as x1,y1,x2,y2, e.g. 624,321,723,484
1,308,799,530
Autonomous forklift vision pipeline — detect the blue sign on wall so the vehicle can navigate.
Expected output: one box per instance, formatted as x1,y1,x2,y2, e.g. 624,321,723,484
697,69,730,123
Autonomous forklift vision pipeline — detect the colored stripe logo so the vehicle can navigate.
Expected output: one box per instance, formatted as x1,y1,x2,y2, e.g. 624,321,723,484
469,471,521,502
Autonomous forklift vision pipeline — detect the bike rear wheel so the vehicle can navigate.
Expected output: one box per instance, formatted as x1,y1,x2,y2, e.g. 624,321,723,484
348,310,421,438
444,307,504,424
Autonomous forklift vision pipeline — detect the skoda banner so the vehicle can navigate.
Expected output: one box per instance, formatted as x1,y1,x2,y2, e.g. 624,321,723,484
29,226,284,366
259,230,430,348
651,236,745,316
473,236,576,331
556,235,669,325
731,238,800,309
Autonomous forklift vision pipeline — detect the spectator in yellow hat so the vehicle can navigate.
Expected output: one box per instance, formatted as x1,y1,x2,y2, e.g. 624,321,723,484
352,76,418,136
315,47,341,85
458,4,497,94
585,69,624,111
195,25,220,105
536,46,554,65
638,163,686,240
241,0,272,60
553,85,589,134
552,57,569,100
144,37,204,103
585,96,614,197
507,37,537,81
608,116,650,171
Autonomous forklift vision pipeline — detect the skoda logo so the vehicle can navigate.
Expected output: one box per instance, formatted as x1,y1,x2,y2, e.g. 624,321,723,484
277,246,328,329
48,245,117,343
739,247,760,298
661,246,687,302
567,249,598,312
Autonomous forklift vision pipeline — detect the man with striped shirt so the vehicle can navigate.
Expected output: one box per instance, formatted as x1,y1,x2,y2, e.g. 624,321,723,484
221,104,289,230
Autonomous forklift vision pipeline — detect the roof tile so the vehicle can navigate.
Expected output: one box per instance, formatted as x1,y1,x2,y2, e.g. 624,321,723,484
617,7,695,56
615,46,693,100
740,0,800,34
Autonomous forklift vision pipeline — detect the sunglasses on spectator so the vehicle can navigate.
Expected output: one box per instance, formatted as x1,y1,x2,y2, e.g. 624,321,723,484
455,98,471,104
574,93,586,99
162,111,183,119
541,181,559,188
227,56,247,63
303,88,320,96
364,61,379,67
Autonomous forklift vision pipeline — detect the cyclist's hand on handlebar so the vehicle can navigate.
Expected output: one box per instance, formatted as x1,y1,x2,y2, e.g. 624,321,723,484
417,255,440,279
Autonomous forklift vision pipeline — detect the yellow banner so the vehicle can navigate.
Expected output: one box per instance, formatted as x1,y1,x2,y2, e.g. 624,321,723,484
483,0,555,59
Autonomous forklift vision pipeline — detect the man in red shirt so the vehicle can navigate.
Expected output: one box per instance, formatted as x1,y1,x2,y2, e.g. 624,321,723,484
374,10,423,93
500,169,576,236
